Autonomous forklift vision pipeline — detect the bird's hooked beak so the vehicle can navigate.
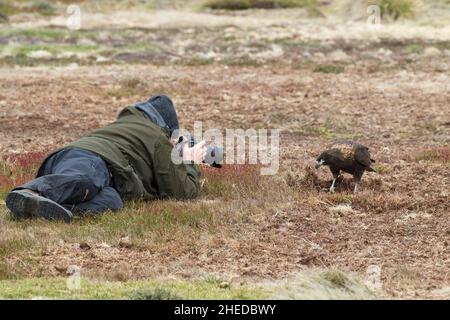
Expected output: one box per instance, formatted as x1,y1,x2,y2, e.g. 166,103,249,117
315,159,324,169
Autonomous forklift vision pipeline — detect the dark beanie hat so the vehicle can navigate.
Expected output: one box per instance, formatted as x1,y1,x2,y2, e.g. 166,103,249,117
148,95,179,135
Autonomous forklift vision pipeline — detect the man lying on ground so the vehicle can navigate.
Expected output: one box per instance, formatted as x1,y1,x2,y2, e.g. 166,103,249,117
6,95,206,223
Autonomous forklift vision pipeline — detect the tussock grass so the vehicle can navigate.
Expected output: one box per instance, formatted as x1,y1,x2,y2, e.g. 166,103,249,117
0,277,265,299
204,0,316,10
0,269,375,299
130,287,182,300
320,269,350,288
266,269,375,299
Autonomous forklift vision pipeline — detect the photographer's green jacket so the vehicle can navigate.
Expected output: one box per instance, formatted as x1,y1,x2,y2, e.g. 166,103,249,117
37,106,201,201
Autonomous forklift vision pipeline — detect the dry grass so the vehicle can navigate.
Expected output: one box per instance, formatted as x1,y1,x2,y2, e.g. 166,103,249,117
412,147,450,163
1,61,449,297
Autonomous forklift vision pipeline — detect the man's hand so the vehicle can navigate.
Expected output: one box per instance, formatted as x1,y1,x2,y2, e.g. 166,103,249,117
182,139,207,164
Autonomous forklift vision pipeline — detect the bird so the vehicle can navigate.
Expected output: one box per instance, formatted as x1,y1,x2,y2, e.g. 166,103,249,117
315,140,375,193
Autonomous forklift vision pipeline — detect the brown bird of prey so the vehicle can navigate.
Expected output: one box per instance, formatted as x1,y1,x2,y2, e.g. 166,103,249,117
315,140,375,193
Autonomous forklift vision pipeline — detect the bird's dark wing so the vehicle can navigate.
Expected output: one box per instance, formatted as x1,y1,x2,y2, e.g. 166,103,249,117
354,145,373,168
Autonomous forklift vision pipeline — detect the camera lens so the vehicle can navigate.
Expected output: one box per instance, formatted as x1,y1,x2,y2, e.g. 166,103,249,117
205,146,223,166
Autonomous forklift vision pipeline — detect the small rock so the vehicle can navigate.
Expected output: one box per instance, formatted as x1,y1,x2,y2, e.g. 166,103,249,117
314,52,325,59
79,242,91,250
328,204,356,215
423,47,442,57
119,236,132,248
328,49,350,62
375,48,393,58
27,50,53,59
98,242,111,248
57,51,76,59
77,38,97,46
219,281,230,289
66,63,79,70
96,55,109,62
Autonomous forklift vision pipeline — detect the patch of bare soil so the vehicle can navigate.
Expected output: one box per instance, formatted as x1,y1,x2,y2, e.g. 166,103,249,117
0,61,449,298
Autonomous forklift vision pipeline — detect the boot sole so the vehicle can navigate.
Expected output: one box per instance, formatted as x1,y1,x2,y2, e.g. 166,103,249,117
6,190,73,223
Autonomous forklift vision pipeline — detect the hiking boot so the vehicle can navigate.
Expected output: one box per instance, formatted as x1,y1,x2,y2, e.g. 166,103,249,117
5,189,73,223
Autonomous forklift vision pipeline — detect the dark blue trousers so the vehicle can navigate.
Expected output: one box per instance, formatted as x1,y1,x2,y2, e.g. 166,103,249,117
16,148,123,215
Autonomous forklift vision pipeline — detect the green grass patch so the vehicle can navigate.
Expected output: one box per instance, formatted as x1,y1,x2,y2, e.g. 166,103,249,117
295,125,361,140
0,270,374,299
0,1,18,17
0,55,81,67
313,64,344,74
0,27,68,39
293,116,364,140
0,27,98,42
204,0,316,10
319,269,350,288
373,164,387,174
9,44,99,56
404,43,423,54
123,42,161,52
130,287,182,300
40,201,216,245
0,277,266,299
0,200,216,279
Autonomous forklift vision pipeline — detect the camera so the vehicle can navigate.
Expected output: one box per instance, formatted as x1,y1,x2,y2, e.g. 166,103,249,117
176,136,223,168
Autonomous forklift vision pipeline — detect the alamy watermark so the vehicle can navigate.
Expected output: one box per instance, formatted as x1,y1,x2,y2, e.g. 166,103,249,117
66,5,81,30
365,264,383,292
367,5,382,30
66,265,81,290
171,122,280,175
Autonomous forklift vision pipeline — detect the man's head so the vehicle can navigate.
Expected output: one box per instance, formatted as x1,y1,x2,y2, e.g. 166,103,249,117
149,95,179,136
